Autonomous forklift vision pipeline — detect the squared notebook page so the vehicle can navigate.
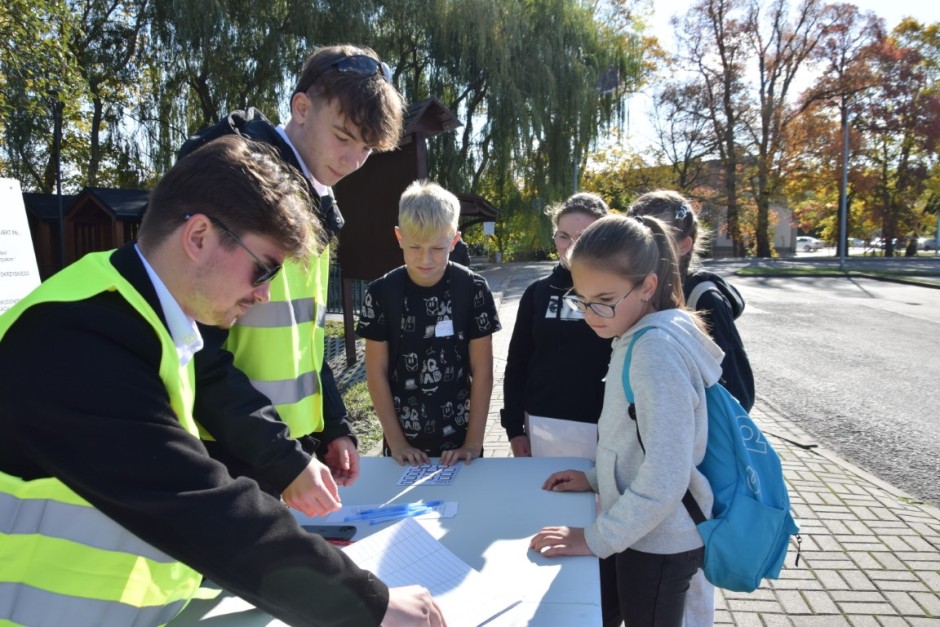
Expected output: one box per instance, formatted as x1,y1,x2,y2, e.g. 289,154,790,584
342,517,519,626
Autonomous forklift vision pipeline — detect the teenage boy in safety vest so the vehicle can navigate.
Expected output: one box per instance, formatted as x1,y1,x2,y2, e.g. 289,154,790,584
180,45,406,502
0,136,443,627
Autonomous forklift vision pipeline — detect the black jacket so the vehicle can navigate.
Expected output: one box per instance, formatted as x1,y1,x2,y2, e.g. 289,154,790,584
684,270,755,411
0,245,387,626
501,264,613,439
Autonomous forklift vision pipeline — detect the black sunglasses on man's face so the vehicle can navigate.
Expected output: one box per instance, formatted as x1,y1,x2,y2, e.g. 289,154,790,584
184,214,281,287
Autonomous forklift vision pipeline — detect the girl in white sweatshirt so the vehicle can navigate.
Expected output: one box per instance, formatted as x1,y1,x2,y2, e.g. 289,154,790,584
529,214,724,626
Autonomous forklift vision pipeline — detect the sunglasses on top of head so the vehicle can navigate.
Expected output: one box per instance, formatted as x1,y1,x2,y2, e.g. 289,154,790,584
300,54,392,93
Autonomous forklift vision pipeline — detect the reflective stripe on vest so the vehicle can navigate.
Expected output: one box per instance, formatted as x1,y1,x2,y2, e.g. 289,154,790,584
222,246,329,438
0,251,202,626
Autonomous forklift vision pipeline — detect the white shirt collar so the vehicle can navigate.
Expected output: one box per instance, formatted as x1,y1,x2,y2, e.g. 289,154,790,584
134,244,203,366
275,124,330,197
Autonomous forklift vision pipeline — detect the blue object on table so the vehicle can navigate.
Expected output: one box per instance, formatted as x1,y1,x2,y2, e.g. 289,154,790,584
344,501,443,525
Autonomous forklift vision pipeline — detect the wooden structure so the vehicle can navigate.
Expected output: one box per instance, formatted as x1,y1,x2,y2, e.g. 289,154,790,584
22,187,147,280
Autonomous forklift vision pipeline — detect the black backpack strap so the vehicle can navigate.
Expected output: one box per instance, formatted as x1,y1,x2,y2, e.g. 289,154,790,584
381,263,473,374
178,108,271,159
447,261,474,340
379,267,408,375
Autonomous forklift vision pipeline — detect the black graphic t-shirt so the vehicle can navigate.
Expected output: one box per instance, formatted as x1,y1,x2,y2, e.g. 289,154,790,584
357,267,501,455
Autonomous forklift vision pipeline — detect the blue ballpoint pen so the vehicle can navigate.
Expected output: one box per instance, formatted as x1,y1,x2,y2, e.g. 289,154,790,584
344,501,443,524
352,500,443,517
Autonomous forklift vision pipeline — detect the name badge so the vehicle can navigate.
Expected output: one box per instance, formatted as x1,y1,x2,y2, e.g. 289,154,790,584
435,320,455,337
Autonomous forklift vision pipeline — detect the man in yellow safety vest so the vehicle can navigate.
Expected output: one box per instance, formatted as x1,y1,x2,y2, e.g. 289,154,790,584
0,136,442,627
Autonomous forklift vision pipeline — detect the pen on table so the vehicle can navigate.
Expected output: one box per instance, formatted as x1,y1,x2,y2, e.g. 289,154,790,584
344,501,442,525
352,500,443,517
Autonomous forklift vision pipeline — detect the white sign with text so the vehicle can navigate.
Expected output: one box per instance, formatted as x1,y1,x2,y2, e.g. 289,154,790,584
0,179,41,313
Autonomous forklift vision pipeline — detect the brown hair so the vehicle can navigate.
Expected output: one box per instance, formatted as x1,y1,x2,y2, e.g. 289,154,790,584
546,192,610,227
569,214,685,312
294,44,406,151
628,190,705,279
140,135,320,263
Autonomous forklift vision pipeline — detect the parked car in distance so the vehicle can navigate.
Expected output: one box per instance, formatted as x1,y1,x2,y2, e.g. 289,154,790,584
847,237,864,248
918,237,936,251
796,236,825,251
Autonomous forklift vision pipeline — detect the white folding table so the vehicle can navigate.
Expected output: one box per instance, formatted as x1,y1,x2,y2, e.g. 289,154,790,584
172,456,600,626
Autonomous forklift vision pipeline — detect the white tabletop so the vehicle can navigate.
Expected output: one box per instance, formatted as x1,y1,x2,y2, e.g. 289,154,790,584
172,456,600,626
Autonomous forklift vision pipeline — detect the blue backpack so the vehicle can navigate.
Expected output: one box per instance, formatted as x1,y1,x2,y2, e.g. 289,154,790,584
623,327,800,592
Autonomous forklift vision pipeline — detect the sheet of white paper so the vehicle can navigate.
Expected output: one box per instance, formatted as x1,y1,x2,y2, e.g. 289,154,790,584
342,518,520,626
526,415,598,461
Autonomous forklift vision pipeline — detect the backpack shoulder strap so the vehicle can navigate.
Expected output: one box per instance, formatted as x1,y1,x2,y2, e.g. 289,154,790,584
379,266,408,372
622,326,654,404
623,326,707,525
447,261,475,341
686,280,718,310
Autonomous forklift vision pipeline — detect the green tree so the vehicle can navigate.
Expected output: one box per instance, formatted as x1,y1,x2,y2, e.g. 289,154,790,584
796,3,882,253
674,0,752,256
1,0,80,191
141,0,324,172
742,0,831,258
853,27,940,256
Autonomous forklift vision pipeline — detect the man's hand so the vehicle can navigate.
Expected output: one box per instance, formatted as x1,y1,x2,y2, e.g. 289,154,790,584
440,445,481,467
509,435,531,457
324,436,360,486
383,585,446,626
281,458,342,517
528,526,592,558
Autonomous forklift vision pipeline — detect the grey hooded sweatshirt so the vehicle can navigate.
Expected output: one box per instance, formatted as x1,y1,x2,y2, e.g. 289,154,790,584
583,308,724,558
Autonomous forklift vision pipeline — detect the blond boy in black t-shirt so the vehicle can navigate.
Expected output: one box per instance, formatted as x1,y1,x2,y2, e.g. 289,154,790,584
356,181,500,466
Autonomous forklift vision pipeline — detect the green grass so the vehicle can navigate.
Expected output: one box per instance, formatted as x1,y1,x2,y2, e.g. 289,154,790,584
736,266,940,288
342,380,383,455
325,319,345,338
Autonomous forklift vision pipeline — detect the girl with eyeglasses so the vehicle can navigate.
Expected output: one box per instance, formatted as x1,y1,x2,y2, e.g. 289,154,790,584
528,214,724,627
501,193,612,460
629,190,756,627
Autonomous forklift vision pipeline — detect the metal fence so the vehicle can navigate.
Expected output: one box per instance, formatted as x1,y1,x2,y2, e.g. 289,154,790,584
326,264,369,316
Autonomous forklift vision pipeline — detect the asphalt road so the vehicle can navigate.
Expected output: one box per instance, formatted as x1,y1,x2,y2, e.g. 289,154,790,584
727,270,940,508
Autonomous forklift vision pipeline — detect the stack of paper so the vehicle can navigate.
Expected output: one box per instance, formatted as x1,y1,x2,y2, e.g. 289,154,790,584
342,518,520,626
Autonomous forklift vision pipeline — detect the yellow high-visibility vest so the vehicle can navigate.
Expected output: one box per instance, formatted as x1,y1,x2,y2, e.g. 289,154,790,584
222,245,329,438
0,251,202,627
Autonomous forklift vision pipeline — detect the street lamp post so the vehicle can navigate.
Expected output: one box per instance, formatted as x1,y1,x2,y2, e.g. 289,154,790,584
838,100,850,272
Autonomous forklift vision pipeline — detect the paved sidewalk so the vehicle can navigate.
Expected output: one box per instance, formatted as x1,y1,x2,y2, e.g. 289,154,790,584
476,261,940,625
330,260,940,623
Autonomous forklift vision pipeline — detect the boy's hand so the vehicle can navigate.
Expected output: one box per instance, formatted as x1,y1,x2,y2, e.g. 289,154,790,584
541,470,590,492
509,435,531,457
440,445,481,467
390,444,430,467
529,526,592,557
324,436,360,486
